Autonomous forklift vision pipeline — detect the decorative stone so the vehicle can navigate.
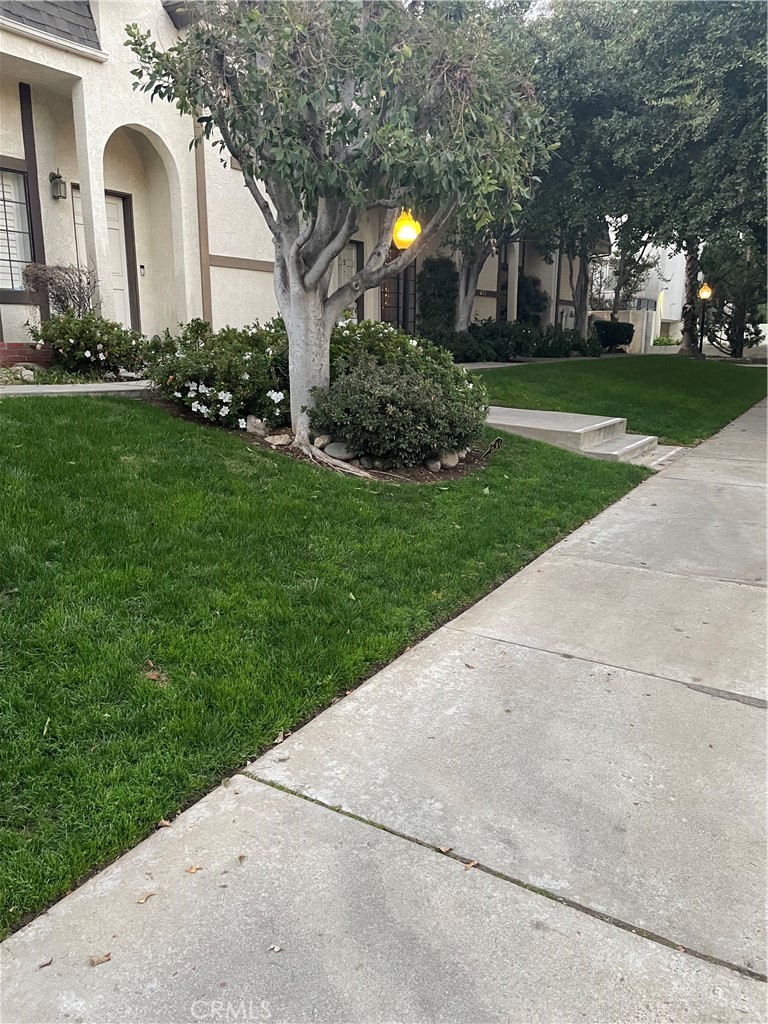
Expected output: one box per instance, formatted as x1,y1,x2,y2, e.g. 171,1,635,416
265,433,293,447
246,415,268,437
10,364,36,382
439,449,459,470
324,441,357,461
457,448,468,461
424,458,442,473
313,434,332,450
359,456,375,470
349,459,361,467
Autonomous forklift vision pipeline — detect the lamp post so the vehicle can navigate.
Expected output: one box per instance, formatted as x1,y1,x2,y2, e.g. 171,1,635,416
698,281,712,354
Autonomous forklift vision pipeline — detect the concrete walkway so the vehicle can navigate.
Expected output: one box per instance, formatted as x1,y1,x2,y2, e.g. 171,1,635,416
0,380,152,398
2,402,766,1024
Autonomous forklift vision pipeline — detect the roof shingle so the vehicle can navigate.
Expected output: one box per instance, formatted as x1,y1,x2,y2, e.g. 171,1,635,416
0,1,100,50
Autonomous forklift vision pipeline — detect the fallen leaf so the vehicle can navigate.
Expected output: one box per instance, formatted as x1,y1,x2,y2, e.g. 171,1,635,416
463,861,479,871
439,846,453,854
237,853,246,863
157,819,172,828
348,593,356,601
38,957,53,970
222,778,231,787
274,731,285,744
482,486,490,495
89,952,111,967
136,892,156,905
185,865,202,874
464,663,475,670
268,945,283,953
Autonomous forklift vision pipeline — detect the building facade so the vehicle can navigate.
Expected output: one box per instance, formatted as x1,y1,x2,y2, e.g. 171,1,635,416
0,0,603,366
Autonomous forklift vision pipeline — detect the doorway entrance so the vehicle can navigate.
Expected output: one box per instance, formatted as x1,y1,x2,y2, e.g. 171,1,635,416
72,188,139,330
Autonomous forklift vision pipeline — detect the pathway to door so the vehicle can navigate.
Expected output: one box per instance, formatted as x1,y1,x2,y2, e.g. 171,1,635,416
3,402,765,1023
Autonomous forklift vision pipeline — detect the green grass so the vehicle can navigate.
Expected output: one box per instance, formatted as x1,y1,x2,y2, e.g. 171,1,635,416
479,355,767,445
0,397,647,935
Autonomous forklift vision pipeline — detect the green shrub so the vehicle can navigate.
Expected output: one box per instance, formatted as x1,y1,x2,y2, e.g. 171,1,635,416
330,318,428,368
593,319,634,351
416,256,459,343
652,336,679,347
309,348,488,467
532,325,584,358
146,318,289,429
28,311,146,374
572,333,603,357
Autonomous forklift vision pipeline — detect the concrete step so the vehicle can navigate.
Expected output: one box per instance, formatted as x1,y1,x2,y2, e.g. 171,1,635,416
584,433,659,462
487,406,626,451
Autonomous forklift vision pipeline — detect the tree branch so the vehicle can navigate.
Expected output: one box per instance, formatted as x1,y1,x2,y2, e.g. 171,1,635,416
304,207,359,289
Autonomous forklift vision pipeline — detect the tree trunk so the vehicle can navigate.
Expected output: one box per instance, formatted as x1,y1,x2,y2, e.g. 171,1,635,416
611,250,627,322
274,258,332,446
678,241,704,359
728,301,747,358
567,242,591,339
455,244,490,333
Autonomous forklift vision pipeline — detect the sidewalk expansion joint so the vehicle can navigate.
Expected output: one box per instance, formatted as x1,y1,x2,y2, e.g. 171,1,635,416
445,628,767,710
247,775,766,984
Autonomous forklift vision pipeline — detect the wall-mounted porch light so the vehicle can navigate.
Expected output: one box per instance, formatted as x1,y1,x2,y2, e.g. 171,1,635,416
392,209,421,249
49,170,67,200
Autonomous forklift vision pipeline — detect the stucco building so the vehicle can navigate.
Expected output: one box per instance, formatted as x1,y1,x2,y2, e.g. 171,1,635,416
0,0,600,366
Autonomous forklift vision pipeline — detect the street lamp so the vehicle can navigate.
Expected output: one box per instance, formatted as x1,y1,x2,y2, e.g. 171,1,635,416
392,210,421,249
698,281,713,353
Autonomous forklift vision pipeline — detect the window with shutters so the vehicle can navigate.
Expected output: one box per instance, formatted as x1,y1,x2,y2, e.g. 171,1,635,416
0,169,34,290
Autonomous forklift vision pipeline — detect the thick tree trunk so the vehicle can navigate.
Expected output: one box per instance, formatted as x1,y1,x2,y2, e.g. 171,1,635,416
274,262,332,446
678,241,704,359
455,243,492,333
728,302,747,358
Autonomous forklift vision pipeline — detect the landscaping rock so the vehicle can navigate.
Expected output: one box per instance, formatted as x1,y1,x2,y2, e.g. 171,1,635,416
246,415,268,437
359,456,375,470
373,458,392,471
424,458,442,473
10,364,36,382
324,441,357,461
439,449,459,470
457,448,468,461
313,434,332,450
266,433,293,447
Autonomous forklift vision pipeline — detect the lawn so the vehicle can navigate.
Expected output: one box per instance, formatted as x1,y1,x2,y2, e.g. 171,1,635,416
479,355,767,446
0,397,647,935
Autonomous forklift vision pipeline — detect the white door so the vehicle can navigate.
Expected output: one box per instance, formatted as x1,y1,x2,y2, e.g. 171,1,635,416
73,189,132,328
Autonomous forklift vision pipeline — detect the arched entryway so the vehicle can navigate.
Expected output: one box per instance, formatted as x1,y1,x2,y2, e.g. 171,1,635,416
74,124,185,336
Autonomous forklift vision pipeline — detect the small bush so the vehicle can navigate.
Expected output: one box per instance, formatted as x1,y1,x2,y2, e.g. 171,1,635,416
23,263,96,317
147,318,290,429
516,274,549,326
593,319,634,351
416,256,459,344
309,348,488,467
652,336,679,347
28,311,146,373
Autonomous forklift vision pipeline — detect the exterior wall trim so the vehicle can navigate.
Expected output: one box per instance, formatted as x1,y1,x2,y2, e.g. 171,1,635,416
0,16,108,61
209,254,275,273
193,126,212,322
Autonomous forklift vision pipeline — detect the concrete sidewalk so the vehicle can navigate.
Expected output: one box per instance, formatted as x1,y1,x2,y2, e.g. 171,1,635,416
2,402,766,1024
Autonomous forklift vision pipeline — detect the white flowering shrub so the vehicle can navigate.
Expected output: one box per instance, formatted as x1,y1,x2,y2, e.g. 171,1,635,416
146,318,290,429
28,311,147,373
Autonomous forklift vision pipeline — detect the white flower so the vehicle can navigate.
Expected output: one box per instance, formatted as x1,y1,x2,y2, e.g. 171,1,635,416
187,390,196,399
198,383,210,396
243,352,252,361
409,339,418,347
98,352,105,361
217,390,232,402
219,405,230,417
131,340,136,346
174,391,182,398
97,343,103,351
84,350,91,358
191,400,200,413
266,390,284,404
68,338,75,345
185,381,198,391
466,381,474,389
265,348,273,357
238,418,247,429
198,403,209,417
35,341,43,349
242,372,250,381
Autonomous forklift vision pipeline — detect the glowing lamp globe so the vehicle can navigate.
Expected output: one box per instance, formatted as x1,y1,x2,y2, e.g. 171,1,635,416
393,210,421,249
698,282,713,301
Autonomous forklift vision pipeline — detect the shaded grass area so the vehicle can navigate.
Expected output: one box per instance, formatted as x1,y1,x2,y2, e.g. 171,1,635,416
0,397,646,934
479,355,767,445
